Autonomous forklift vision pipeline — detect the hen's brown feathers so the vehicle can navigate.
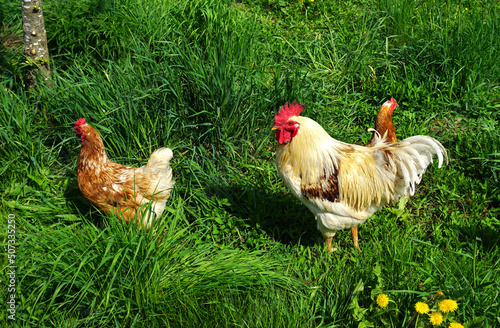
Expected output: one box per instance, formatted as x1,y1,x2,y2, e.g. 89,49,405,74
367,99,398,146
75,121,174,228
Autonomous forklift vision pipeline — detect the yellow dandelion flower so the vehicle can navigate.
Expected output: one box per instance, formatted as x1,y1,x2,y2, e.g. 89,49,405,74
310,0,314,2
465,8,468,10
429,312,444,326
436,290,444,297
449,323,465,328
438,299,458,313
376,294,389,308
415,302,430,314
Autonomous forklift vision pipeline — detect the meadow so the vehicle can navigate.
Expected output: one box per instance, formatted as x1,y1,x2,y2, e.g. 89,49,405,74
1,0,499,326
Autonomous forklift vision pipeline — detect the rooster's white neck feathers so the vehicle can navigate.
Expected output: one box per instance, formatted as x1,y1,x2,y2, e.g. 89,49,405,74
276,116,350,185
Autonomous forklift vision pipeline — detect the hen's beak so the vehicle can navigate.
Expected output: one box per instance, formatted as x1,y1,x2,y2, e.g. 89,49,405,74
271,126,279,130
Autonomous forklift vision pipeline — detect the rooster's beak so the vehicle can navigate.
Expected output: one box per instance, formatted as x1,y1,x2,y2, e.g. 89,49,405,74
271,126,279,130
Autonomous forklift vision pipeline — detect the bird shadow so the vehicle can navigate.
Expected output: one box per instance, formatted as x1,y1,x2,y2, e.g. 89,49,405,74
452,222,500,253
204,182,321,248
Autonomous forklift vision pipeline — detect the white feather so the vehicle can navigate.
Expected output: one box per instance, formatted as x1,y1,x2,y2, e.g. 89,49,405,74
275,115,448,243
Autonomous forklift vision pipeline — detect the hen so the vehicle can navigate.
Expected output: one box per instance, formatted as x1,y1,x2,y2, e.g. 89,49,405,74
351,98,399,250
366,97,398,146
74,118,174,229
272,102,447,252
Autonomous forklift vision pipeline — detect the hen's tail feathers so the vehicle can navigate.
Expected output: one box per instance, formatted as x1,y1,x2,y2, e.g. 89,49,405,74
389,136,448,197
146,147,175,190
146,148,174,168
135,147,175,200
136,147,175,229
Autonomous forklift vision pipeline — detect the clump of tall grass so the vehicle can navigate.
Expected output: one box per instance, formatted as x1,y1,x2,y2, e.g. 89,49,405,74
377,0,500,111
6,203,306,327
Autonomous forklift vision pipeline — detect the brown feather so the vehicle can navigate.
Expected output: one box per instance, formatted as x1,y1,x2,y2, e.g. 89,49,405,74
367,100,397,146
301,170,340,203
76,122,174,228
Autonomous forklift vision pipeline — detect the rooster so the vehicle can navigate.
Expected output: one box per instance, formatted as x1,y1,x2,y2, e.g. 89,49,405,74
74,118,174,229
272,102,447,252
350,97,400,250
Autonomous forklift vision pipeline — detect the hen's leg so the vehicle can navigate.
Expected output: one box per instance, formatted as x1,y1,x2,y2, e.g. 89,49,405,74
351,226,361,252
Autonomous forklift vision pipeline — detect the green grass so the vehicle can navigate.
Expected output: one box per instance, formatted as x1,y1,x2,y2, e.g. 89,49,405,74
1,0,499,326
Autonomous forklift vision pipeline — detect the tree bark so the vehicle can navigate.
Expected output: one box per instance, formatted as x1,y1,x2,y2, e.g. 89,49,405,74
21,0,51,89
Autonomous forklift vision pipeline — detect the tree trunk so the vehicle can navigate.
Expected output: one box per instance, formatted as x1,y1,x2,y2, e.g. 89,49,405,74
21,0,51,89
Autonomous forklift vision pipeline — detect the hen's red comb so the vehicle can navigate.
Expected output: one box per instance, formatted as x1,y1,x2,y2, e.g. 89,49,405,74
74,118,86,127
275,101,304,123
388,97,398,114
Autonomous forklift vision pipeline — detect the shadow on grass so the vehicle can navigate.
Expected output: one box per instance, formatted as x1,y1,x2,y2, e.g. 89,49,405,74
453,222,500,253
206,182,321,248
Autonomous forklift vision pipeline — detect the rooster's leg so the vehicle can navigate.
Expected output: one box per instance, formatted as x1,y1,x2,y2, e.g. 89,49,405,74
325,237,337,253
351,226,361,252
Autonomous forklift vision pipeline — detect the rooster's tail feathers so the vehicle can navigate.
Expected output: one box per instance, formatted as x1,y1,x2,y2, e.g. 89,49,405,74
391,135,448,197
402,135,448,168
367,128,389,145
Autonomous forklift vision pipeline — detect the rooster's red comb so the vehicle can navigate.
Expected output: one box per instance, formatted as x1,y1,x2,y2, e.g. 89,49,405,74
275,101,305,123
74,118,86,127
